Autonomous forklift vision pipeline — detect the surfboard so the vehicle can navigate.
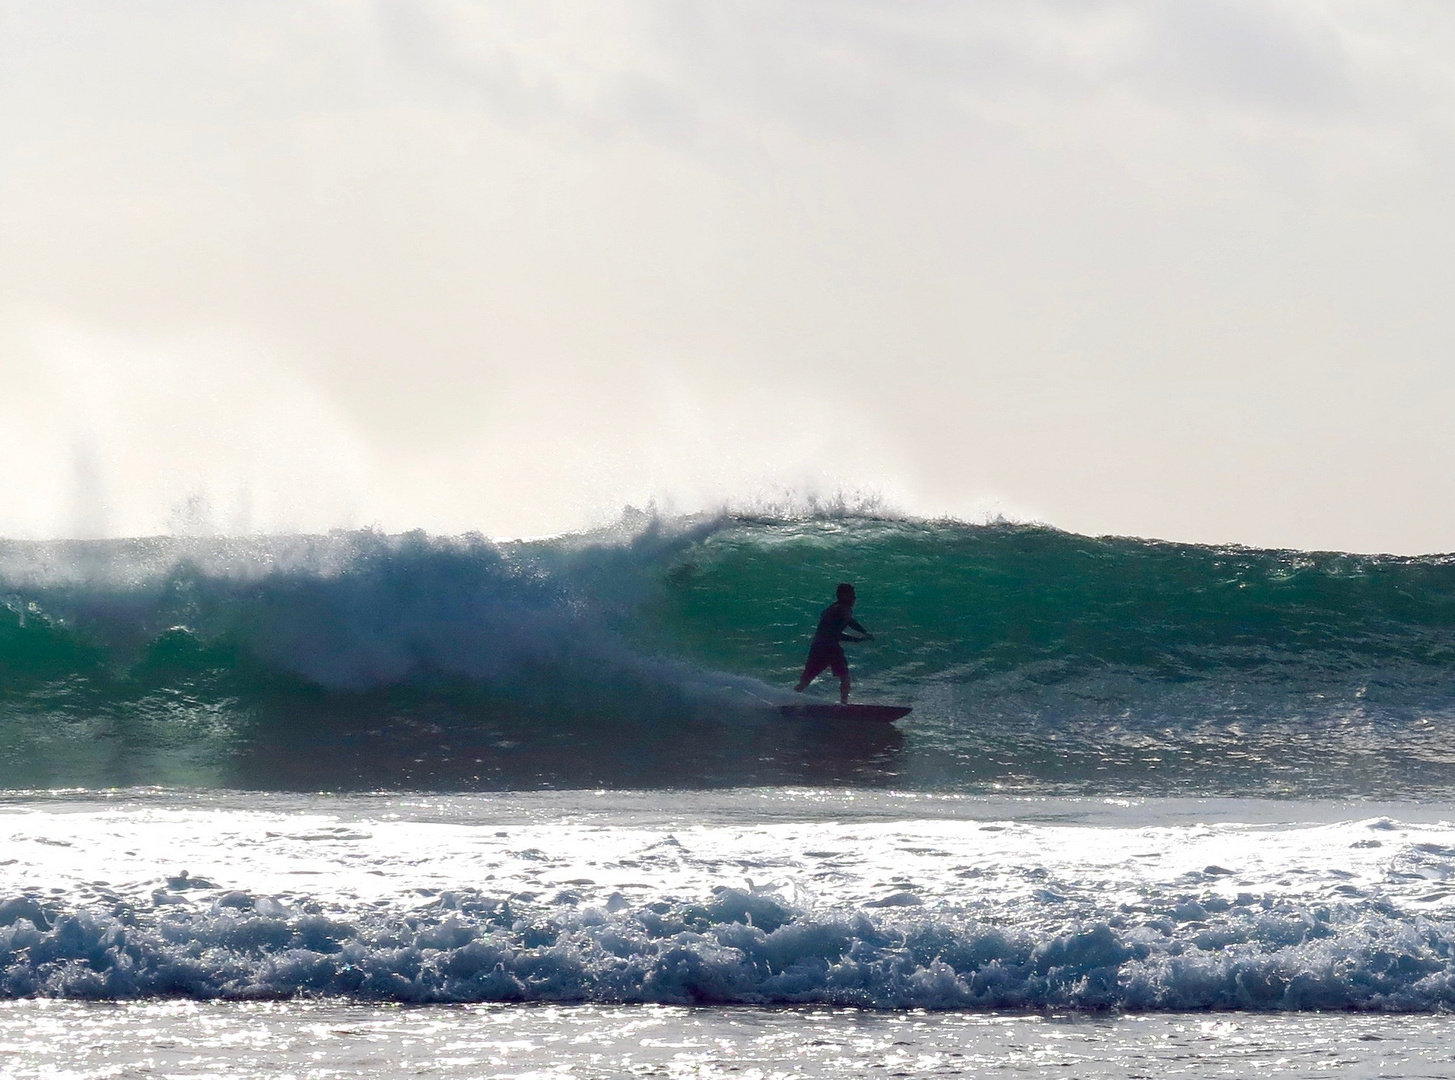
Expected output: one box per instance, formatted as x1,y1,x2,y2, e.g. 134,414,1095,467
777,703,911,723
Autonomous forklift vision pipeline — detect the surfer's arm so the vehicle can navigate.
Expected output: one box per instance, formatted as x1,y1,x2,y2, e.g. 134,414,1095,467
841,618,873,642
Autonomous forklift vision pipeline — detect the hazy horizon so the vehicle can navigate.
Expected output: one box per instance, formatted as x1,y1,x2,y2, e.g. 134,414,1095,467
4,1,1454,554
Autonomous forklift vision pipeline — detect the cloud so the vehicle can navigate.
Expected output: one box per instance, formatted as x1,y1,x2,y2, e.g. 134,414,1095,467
365,2,1402,142
2,1,1455,549
1133,1,1355,115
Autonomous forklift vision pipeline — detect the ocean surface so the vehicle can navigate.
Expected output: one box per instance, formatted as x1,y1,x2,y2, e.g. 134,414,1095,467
3,513,1455,1076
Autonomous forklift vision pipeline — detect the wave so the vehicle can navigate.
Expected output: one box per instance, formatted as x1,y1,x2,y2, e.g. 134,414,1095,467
4,882,1455,1010
3,513,1455,793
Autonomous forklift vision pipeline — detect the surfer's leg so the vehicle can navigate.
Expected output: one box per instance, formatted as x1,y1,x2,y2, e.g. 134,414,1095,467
796,651,830,692
830,652,850,704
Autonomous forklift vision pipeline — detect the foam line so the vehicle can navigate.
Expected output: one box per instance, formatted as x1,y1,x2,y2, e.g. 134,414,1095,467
3,887,1454,1010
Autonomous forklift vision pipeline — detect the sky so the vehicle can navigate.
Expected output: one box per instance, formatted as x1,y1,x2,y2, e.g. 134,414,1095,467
2,1,1453,552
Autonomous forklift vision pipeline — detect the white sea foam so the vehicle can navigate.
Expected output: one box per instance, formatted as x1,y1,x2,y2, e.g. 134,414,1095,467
3,791,1455,1009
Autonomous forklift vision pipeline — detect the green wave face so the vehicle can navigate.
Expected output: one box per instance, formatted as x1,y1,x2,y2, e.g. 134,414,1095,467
3,517,1455,795
647,518,1455,691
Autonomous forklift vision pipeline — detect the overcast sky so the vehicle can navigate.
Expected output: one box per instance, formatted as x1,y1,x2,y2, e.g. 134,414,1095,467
2,1,1453,551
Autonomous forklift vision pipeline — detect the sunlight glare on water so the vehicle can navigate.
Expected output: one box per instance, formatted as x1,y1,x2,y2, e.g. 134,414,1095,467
2,1001,1454,1079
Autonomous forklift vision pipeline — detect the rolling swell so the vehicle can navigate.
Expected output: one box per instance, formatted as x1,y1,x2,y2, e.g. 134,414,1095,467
3,515,1455,794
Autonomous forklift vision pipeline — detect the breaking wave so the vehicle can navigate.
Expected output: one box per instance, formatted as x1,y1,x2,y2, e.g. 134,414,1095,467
5,884,1455,1011
3,512,1455,794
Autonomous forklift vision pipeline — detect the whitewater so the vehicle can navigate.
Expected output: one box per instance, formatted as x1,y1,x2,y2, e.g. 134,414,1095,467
4,513,1455,1077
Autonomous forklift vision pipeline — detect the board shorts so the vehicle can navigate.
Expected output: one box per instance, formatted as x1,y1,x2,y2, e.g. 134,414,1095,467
800,642,849,684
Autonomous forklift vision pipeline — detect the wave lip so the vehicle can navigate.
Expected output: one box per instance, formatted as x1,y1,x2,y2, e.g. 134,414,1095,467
3,886,1454,1011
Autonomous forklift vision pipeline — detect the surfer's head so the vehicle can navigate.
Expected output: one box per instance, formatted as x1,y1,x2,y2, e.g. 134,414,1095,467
836,582,856,605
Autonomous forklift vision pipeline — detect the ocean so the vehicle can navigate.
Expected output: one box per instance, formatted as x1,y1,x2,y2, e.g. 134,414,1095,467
3,513,1455,1076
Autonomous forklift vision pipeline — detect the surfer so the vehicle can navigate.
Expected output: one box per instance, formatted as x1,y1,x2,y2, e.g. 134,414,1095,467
794,582,873,704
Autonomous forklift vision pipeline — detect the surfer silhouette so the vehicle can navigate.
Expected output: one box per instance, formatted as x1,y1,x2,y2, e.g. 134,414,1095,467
795,582,873,704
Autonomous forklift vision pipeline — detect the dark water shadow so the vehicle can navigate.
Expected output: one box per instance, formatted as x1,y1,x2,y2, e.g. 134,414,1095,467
227,685,908,791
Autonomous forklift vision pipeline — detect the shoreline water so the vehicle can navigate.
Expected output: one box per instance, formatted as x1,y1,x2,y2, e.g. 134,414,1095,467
4,997,1455,1079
